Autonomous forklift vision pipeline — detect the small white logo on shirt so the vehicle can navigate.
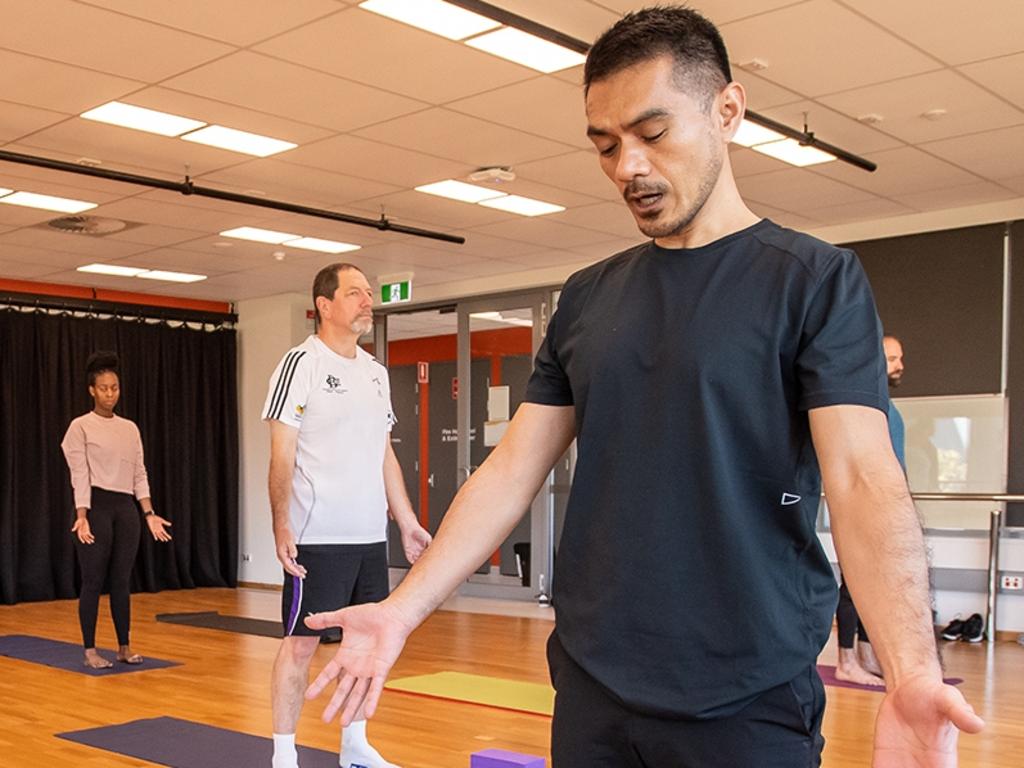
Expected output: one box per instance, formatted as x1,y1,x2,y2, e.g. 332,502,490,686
781,493,802,505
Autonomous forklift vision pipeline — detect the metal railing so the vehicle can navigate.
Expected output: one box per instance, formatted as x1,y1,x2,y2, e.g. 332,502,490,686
911,492,1024,642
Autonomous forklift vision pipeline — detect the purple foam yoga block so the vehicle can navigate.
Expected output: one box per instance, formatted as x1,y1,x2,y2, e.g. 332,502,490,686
470,748,546,768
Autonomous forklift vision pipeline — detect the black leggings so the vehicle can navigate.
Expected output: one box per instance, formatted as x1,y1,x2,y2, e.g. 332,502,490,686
836,574,869,649
73,488,140,648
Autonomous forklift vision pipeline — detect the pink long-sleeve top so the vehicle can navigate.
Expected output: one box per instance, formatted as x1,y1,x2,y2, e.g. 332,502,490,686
60,411,151,509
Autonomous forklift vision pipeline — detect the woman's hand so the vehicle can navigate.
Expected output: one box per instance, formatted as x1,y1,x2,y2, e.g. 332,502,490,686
146,514,173,542
72,517,94,544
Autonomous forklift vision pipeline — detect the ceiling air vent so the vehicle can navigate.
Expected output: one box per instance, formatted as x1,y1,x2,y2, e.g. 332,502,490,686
46,215,130,236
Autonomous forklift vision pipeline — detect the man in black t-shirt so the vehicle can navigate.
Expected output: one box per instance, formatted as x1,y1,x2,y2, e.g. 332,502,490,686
302,7,983,766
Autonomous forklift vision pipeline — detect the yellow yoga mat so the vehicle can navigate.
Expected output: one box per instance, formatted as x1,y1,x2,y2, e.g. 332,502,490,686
385,671,554,716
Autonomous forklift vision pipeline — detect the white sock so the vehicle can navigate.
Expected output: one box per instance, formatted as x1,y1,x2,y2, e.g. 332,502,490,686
340,720,399,768
272,733,299,768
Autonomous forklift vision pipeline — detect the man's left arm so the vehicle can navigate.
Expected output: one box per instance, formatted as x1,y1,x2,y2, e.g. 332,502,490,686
810,404,984,767
382,441,431,563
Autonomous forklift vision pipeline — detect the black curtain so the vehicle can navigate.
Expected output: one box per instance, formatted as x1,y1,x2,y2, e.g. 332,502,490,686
0,308,239,604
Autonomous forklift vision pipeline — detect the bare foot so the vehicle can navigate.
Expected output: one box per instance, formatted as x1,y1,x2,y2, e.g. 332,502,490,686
117,645,143,664
837,648,884,686
83,648,113,669
857,641,884,677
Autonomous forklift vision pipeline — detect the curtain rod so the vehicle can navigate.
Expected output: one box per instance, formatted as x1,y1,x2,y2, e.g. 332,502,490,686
0,289,237,326
0,149,466,245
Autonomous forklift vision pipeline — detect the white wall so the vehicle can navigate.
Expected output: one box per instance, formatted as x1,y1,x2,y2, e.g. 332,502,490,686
236,292,313,586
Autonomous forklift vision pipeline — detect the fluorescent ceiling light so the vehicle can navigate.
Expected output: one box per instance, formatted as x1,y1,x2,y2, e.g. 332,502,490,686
359,0,500,39
136,270,207,283
181,125,297,157
465,27,586,73
285,237,361,254
219,226,301,244
0,191,97,214
732,120,786,148
415,179,507,203
751,138,836,167
478,194,565,217
80,101,207,137
77,263,147,277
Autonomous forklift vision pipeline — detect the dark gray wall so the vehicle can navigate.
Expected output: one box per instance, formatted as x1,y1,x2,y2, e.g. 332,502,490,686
1007,223,1023,526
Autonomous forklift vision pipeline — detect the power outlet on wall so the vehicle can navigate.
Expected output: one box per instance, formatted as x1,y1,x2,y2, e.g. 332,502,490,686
1001,575,1022,590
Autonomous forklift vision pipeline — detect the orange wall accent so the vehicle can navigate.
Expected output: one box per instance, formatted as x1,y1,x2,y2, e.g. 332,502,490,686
387,327,531,365
0,278,232,314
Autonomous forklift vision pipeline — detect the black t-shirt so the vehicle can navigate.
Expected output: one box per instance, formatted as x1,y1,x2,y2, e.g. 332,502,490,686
526,219,888,718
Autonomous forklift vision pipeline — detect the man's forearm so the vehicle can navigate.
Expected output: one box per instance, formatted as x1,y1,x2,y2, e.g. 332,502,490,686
830,469,940,684
383,448,418,530
268,456,293,534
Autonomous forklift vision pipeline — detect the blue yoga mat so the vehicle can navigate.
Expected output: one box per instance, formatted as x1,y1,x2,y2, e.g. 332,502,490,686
57,716,339,767
0,634,180,676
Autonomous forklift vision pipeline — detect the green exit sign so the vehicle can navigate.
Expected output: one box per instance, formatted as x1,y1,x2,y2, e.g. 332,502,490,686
381,280,411,304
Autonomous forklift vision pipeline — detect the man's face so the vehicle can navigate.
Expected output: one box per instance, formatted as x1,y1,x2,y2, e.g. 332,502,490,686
884,337,904,387
585,55,726,242
320,268,374,336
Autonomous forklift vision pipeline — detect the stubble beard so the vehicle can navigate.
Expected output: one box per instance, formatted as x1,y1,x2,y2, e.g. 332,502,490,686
633,144,723,240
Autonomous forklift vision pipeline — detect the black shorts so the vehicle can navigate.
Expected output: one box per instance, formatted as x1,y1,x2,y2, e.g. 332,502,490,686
547,632,825,768
281,543,389,637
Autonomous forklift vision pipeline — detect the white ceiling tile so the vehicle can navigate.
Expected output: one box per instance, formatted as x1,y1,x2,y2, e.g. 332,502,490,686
104,225,207,247
408,230,542,260
356,242,485,269
199,159,402,208
738,71,805,110
123,88,334,146
254,8,535,104
0,241,95,267
959,53,1024,111
565,237,646,259
484,0,618,43
469,218,619,249
0,205,61,228
0,146,164,197
819,70,1024,144
163,51,428,132
0,50,142,115
921,125,1024,179
111,247,252,276
0,0,233,80
720,0,939,96
515,150,620,201
0,175,122,208
88,197,256,233
769,211,823,231
501,249,594,268
0,101,70,144
280,135,469,189
728,145,791,178
812,146,980,196
547,202,640,239
0,227,153,258
893,182,1020,212
17,120,254,178
445,258,531,278
354,108,574,166
758,100,905,154
801,197,915,225
348,189,511,230
848,0,1024,65
1001,176,1024,196
0,258,59,279
552,65,584,87
737,167,877,210
591,0,802,23
447,77,590,149
77,0,344,47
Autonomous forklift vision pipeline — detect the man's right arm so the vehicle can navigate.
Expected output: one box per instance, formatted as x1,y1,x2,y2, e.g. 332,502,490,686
305,402,575,722
268,419,306,578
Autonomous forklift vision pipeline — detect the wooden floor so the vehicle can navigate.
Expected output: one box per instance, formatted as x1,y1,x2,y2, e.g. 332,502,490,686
0,587,1021,767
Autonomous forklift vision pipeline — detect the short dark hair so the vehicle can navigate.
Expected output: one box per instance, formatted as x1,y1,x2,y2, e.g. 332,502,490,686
883,333,901,344
584,6,732,110
312,263,363,323
86,350,119,387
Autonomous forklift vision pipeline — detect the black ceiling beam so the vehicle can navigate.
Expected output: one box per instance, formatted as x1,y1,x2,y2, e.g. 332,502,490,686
0,149,466,244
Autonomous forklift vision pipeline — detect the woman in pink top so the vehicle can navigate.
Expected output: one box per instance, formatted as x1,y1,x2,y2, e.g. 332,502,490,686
61,351,172,669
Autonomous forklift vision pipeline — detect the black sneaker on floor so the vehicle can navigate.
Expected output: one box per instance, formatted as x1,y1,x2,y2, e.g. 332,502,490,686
962,613,985,643
940,615,965,641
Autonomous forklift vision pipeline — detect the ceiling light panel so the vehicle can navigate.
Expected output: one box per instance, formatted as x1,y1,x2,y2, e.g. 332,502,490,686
478,194,565,216
285,237,361,254
181,125,297,157
415,179,507,203
136,270,207,283
219,226,301,244
80,101,207,137
0,191,97,214
465,27,586,73
732,120,786,147
751,139,837,167
77,263,148,277
359,0,500,40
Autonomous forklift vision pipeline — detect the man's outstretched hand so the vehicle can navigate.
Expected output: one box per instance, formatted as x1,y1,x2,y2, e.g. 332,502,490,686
304,601,415,725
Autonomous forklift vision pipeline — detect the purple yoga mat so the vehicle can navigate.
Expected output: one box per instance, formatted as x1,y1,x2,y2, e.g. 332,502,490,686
817,664,962,692
57,716,339,768
0,634,180,676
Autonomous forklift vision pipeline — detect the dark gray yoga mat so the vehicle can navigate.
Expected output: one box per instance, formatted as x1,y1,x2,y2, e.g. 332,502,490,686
56,716,339,767
817,663,962,692
0,634,180,675
156,610,282,638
